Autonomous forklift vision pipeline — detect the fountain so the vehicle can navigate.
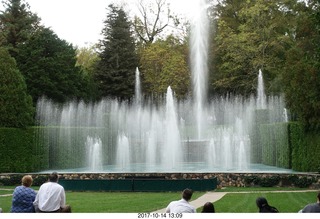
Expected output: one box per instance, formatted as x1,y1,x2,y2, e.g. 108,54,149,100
35,0,290,173
86,136,103,172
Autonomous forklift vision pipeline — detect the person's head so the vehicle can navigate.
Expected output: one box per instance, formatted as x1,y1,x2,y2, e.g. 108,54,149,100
317,191,320,202
182,188,193,201
48,172,59,182
256,197,269,209
21,175,33,187
201,202,215,213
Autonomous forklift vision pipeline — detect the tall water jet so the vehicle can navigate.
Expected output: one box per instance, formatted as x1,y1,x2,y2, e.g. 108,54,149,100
135,67,142,105
86,136,103,172
116,133,130,170
257,69,267,109
162,86,182,169
190,0,209,139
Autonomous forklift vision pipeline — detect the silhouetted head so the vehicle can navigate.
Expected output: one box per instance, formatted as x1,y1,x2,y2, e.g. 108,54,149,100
256,197,269,209
201,202,215,213
21,175,33,187
317,191,320,202
48,172,59,182
182,188,193,201
256,197,279,213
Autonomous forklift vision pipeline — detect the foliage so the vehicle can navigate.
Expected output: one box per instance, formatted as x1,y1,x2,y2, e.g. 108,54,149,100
260,123,290,168
0,0,41,57
289,122,320,172
76,46,100,101
139,35,190,100
243,174,317,188
95,4,138,101
211,0,296,96
32,175,48,186
244,175,280,187
293,177,316,188
282,1,320,131
0,47,34,128
0,127,44,172
15,27,91,103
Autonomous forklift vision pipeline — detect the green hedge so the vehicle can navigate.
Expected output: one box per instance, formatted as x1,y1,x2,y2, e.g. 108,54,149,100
289,122,320,172
260,123,290,168
250,109,270,163
0,127,46,172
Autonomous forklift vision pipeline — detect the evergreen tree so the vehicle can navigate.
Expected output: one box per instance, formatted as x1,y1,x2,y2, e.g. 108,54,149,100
95,4,138,101
0,47,34,127
0,0,40,57
15,27,89,103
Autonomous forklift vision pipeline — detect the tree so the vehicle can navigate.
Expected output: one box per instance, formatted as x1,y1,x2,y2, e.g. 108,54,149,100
94,4,138,101
211,0,296,96
0,0,40,57
0,47,34,127
15,27,89,103
133,0,173,45
76,46,100,101
283,0,320,130
139,35,190,100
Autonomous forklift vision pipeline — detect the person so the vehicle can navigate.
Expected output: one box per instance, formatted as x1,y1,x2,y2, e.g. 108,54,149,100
11,175,37,213
256,197,279,213
165,188,196,213
33,172,71,213
201,202,215,213
300,191,320,213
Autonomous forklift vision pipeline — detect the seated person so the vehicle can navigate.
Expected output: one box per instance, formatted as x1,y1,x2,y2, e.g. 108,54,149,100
11,175,36,213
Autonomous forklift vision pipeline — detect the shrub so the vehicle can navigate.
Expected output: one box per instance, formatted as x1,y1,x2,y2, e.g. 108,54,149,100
33,175,48,186
292,176,316,188
258,175,281,187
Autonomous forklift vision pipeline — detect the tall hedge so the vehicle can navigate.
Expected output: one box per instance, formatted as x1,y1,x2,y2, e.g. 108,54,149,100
250,109,270,163
260,123,290,169
289,122,320,172
0,127,45,172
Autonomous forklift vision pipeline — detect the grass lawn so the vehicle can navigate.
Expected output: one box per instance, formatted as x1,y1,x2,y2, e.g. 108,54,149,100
214,191,316,213
0,186,317,213
0,188,204,213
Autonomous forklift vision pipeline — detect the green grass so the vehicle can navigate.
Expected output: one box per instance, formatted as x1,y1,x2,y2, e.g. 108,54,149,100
213,191,316,213
0,188,204,213
0,186,317,213
215,186,311,192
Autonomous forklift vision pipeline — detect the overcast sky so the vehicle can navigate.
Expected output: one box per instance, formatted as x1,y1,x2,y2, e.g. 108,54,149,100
15,0,198,48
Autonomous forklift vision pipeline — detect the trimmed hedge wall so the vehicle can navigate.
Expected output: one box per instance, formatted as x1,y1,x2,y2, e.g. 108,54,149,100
0,127,46,172
289,122,320,172
260,123,290,168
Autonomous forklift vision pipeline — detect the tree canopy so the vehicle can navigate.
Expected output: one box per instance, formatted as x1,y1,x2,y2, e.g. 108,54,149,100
15,27,89,103
0,0,40,57
94,4,138,101
0,47,34,127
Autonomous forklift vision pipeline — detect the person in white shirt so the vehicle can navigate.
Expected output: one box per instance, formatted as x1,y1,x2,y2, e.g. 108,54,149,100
165,188,196,213
33,172,71,213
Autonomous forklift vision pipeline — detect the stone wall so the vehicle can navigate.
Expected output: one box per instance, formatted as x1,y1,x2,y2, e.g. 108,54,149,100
1,172,320,189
